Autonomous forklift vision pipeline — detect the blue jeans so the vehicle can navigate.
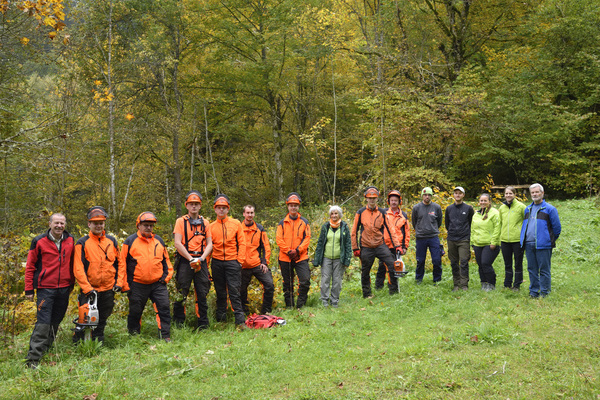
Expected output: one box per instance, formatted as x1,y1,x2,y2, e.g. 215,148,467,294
415,237,442,282
525,243,552,297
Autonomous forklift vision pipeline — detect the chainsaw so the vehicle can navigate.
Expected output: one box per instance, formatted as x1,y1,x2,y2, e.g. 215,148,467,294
394,251,408,278
73,291,99,341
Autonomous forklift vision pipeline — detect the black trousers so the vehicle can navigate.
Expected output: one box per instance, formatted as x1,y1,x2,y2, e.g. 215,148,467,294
473,245,499,286
27,287,71,362
127,281,171,339
211,259,246,325
241,266,275,314
279,259,311,309
361,245,398,297
173,258,211,328
501,241,524,288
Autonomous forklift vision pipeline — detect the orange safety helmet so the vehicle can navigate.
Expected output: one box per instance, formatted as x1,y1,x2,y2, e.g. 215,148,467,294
136,211,157,226
87,206,108,221
386,190,403,206
213,194,231,209
185,190,203,205
286,192,302,205
364,186,380,198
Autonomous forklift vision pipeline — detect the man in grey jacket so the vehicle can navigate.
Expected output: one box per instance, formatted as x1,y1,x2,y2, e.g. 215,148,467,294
412,187,443,284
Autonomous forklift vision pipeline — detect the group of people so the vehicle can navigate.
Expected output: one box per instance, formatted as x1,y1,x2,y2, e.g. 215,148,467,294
23,183,561,368
445,184,561,296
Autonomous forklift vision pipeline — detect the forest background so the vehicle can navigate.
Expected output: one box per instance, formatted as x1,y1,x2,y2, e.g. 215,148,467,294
2,0,600,236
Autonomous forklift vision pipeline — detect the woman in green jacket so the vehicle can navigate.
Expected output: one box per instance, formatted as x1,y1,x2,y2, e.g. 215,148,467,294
498,186,526,291
313,206,352,307
471,193,501,291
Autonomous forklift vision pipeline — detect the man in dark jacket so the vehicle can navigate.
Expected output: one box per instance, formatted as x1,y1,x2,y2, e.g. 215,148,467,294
24,213,75,368
520,183,561,298
412,187,443,284
445,187,474,291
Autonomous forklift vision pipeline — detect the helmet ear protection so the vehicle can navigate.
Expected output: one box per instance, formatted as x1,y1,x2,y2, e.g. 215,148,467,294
286,192,301,205
213,194,231,209
136,211,157,226
364,186,380,198
185,191,203,205
87,206,108,221
386,190,402,206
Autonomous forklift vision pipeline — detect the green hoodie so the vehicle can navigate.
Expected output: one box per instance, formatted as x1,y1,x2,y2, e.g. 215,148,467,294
471,207,501,247
498,199,526,243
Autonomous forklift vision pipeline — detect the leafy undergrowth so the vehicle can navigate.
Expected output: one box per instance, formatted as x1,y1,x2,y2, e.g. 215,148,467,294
1,199,599,399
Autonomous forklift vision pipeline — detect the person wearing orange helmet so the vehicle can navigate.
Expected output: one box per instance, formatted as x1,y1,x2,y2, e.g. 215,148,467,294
121,212,173,341
351,186,402,298
276,192,311,309
375,190,410,291
172,191,213,329
209,194,247,327
73,206,124,343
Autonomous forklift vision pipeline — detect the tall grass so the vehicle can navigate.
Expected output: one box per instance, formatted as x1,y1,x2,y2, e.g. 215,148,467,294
1,199,599,399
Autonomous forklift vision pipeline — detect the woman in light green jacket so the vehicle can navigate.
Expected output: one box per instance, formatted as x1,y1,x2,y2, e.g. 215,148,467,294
498,186,526,291
471,193,501,291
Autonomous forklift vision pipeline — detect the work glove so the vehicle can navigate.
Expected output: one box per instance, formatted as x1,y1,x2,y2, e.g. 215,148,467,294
440,244,446,256
401,246,407,255
189,257,201,270
112,286,122,293
158,277,166,284
85,290,98,298
353,249,361,257
287,249,298,260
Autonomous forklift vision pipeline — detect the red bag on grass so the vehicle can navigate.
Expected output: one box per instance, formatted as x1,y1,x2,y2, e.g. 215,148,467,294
245,313,286,329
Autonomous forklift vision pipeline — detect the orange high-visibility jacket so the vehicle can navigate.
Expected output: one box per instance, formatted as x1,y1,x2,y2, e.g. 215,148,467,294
121,231,173,290
351,206,400,250
209,217,246,264
276,214,311,262
242,221,271,269
383,208,411,250
73,231,125,294
173,215,211,254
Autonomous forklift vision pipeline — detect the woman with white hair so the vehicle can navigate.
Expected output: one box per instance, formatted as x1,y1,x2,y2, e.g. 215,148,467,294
313,206,352,307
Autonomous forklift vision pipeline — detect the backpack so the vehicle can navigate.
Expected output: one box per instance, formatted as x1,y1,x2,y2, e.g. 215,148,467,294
245,313,286,329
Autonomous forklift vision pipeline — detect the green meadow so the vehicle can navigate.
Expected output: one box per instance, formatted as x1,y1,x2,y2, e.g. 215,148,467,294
1,199,599,399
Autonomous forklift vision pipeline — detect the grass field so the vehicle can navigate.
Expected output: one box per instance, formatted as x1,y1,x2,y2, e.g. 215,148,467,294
1,199,599,399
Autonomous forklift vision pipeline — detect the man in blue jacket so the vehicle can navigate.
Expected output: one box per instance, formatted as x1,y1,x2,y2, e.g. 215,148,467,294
520,183,561,298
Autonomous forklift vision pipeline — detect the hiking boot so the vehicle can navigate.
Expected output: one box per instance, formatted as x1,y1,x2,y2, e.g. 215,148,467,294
452,286,459,292
163,337,172,343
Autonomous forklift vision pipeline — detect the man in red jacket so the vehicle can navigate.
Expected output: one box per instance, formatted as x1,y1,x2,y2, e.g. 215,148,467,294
24,213,75,368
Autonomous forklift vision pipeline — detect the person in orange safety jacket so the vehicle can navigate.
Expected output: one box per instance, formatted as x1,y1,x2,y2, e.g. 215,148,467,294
240,205,274,314
276,192,311,309
73,206,125,342
121,212,173,341
375,190,410,290
208,194,247,327
172,191,213,329
351,186,402,298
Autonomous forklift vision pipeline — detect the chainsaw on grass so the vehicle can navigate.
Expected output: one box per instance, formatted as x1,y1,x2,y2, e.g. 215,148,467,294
73,291,99,341
394,251,408,278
